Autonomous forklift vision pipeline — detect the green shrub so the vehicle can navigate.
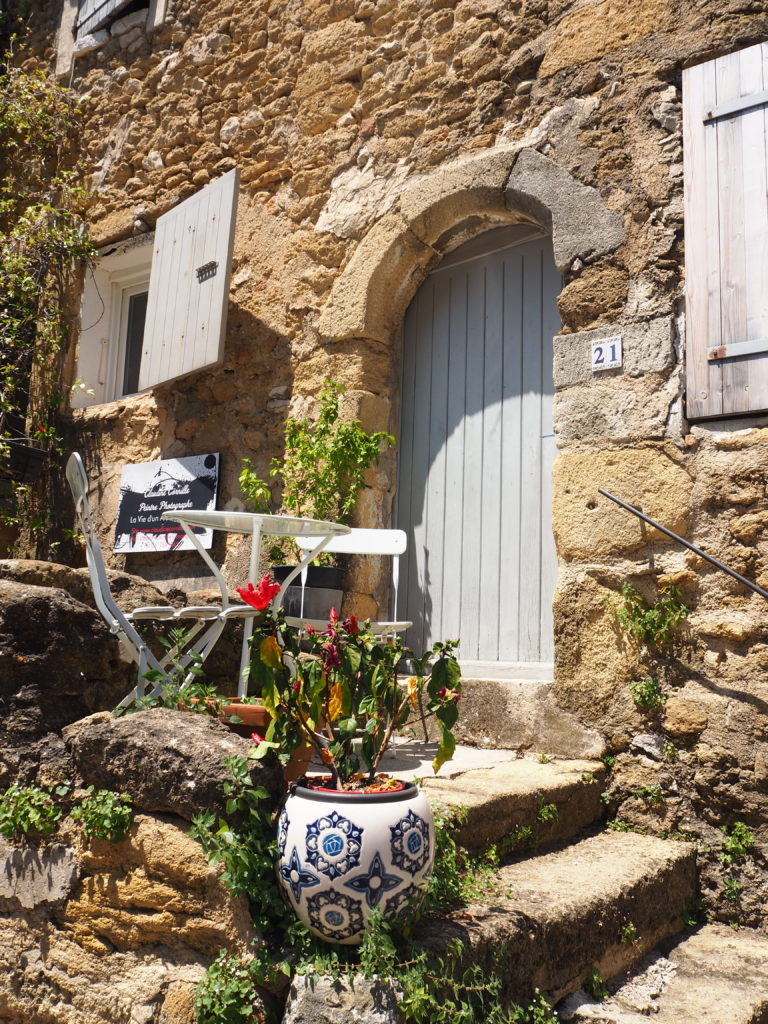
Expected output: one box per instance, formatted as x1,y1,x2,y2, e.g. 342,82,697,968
719,821,754,865
71,787,134,842
629,677,667,712
194,950,261,1024
611,582,688,649
0,783,65,840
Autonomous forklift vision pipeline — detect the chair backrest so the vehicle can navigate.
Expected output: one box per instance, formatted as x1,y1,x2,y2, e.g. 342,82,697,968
295,528,407,620
295,528,407,557
66,452,139,640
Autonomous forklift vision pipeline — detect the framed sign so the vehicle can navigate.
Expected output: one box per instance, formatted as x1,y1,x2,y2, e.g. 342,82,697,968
114,453,219,553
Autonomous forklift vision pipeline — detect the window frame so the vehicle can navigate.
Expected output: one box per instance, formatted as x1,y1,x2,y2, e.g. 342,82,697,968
74,235,153,409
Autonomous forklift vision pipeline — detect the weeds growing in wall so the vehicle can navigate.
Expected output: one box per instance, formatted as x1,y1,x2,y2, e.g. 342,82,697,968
0,38,94,551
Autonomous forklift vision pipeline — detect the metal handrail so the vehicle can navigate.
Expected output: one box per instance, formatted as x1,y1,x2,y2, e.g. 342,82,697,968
598,488,768,603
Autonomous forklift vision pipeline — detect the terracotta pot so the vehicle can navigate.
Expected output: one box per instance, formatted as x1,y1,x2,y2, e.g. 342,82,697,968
276,780,434,944
220,700,314,787
220,699,271,738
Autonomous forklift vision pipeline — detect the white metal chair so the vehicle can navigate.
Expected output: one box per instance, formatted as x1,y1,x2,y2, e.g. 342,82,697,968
66,451,242,707
283,527,412,636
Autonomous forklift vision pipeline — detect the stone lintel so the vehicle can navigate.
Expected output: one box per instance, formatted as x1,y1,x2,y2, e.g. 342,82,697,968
506,148,625,270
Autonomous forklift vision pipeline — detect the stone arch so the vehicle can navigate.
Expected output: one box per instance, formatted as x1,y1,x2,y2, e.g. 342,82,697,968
317,146,624,346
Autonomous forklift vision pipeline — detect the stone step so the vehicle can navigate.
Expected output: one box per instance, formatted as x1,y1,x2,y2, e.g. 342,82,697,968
449,677,606,759
558,923,768,1023
420,756,607,852
415,831,697,1008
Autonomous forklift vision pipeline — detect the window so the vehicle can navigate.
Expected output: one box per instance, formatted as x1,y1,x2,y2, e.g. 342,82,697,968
76,0,147,38
73,168,240,409
56,0,168,75
683,42,768,420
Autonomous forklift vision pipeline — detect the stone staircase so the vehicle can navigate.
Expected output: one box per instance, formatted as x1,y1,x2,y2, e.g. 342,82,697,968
412,754,768,1021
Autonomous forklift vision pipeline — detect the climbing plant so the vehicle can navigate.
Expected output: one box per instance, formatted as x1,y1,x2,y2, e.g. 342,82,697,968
0,40,94,546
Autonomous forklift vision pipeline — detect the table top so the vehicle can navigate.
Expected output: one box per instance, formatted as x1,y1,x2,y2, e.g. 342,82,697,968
163,508,351,538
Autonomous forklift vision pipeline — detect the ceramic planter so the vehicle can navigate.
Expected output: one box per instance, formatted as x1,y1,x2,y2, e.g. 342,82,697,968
276,781,434,944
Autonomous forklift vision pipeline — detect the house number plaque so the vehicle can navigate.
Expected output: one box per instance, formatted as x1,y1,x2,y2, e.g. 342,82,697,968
592,335,623,371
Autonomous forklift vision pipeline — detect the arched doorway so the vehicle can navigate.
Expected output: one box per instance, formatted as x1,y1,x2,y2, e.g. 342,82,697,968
396,224,561,668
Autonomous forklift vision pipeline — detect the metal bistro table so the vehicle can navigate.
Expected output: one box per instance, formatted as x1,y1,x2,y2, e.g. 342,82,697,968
163,509,350,696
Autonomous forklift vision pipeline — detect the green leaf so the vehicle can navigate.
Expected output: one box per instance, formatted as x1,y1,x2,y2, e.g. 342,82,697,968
432,726,456,775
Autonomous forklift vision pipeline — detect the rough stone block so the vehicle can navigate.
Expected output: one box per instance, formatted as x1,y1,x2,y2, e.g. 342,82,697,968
317,212,434,342
63,814,254,956
111,9,148,35
63,709,284,820
552,445,692,561
539,0,676,77
560,924,768,1023
0,842,79,910
283,974,402,1024
422,758,607,851
72,29,109,56
399,145,517,246
416,831,697,1006
444,678,605,758
554,317,676,389
553,373,679,443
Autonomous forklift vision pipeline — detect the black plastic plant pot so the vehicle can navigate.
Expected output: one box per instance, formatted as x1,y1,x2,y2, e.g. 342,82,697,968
273,564,343,590
3,442,50,483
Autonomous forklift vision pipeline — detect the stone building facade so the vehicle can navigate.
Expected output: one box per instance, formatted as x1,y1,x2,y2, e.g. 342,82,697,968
12,0,768,924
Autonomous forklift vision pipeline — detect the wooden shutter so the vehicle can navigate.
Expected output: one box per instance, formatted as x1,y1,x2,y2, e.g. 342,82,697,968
684,43,768,420
139,168,239,392
77,0,136,35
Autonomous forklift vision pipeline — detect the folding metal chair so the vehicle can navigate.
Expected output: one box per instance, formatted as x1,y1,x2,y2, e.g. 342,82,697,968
66,451,234,707
283,527,412,636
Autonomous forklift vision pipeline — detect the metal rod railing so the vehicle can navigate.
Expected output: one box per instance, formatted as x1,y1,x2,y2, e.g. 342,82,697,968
598,487,768,603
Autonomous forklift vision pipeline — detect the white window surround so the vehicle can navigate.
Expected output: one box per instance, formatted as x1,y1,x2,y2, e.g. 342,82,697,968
73,234,154,408
55,0,168,78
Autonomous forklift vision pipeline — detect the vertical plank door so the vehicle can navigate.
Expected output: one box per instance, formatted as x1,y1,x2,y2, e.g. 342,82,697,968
397,226,560,665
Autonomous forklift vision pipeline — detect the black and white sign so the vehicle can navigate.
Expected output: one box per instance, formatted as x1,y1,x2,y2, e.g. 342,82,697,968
114,453,219,553
591,335,623,371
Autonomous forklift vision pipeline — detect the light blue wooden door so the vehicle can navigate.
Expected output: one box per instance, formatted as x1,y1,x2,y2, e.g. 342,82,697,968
396,225,560,664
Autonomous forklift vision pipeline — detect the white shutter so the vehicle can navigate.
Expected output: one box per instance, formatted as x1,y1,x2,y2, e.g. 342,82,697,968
77,0,136,35
139,168,239,392
684,43,768,419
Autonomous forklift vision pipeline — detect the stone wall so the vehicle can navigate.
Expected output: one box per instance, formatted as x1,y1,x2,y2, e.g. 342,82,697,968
0,706,283,1024
13,0,768,925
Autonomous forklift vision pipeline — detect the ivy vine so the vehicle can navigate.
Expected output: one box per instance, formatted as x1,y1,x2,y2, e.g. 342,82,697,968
0,39,94,546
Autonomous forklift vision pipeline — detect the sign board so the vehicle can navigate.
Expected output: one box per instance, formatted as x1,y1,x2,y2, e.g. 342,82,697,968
591,335,623,371
114,453,219,553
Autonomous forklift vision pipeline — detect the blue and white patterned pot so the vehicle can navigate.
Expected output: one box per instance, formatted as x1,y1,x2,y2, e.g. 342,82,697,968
276,781,435,945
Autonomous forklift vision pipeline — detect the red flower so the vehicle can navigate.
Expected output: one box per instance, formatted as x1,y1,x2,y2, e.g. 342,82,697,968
322,641,342,669
347,614,359,634
250,730,265,744
329,607,339,624
437,686,461,702
237,573,281,611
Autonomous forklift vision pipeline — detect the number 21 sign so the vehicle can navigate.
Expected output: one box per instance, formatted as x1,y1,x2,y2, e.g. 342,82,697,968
592,335,622,371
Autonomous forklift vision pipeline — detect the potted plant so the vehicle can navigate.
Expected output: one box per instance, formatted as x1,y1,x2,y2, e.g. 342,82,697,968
242,576,461,944
239,382,394,617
